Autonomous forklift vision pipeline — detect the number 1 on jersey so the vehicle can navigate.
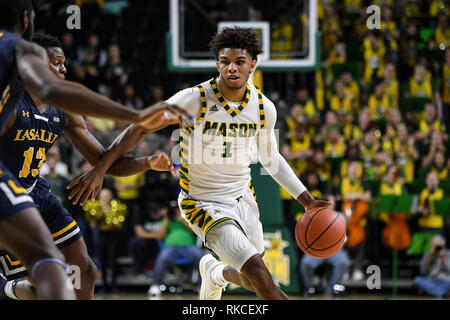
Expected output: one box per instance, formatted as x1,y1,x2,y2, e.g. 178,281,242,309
19,147,46,178
222,141,232,158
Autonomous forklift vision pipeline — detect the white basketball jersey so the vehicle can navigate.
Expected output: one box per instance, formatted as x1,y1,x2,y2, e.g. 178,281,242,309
176,77,267,205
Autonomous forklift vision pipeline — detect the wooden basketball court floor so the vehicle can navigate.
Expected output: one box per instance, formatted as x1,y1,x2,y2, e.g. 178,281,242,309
93,292,444,300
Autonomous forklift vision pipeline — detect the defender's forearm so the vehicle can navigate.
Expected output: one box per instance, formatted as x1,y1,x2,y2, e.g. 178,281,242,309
106,154,152,177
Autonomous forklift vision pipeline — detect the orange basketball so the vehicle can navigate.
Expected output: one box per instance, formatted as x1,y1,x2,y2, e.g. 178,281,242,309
295,207,346,258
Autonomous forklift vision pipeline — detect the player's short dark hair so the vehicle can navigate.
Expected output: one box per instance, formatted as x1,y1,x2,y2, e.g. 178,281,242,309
0,0,33,31
209,27,263,61
32,33,62,49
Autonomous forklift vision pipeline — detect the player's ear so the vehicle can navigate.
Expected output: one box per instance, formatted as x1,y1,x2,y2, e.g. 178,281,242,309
249,59,257,73
21,10,29,33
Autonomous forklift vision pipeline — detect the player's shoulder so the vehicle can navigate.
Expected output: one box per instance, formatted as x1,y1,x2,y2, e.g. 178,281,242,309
168,86,201,101
13,38,46,58
256,87,276,115
250,84,275,109
166,85,203,115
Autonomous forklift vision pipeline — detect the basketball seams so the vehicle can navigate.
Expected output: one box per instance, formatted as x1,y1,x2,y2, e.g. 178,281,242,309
310,229,346,251
296,227,328,258
303,207,326,248
305,212,339,250
296,209,330,258
296,207,346,258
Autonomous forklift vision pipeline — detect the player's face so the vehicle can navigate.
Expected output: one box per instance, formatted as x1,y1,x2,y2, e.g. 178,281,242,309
47,47,67,80
216,48,256,90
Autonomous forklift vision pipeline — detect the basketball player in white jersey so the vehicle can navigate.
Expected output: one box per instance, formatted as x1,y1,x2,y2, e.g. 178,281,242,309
67,27,332,300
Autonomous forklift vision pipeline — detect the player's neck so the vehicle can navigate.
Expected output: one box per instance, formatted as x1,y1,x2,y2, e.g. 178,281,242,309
217,77,247,103
29,91,47,113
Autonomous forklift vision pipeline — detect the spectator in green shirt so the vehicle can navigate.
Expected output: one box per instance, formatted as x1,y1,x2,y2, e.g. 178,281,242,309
147,205,204,297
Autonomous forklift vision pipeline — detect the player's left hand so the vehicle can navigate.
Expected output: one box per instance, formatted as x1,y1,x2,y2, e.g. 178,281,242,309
304,199,334,210
297,190,333,210
148,152,176,177
67,165,106,206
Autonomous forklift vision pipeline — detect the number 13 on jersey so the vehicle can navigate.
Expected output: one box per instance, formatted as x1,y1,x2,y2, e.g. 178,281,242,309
19,147,46,178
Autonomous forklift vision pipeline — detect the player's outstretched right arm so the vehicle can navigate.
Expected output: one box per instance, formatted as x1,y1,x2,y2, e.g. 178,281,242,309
14,40,188,128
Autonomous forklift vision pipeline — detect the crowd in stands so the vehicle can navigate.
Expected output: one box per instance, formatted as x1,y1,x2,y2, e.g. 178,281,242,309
32,0,449,296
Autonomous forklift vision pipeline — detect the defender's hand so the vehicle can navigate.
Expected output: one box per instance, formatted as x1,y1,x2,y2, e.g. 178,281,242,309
67,165,106,206
138,102,192,131
149,152,176,177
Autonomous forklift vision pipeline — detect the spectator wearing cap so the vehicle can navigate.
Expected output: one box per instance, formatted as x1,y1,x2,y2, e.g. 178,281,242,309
413,234,450,298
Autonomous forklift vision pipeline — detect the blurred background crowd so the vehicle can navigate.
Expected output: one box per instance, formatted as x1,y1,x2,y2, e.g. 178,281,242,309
29,0,450,297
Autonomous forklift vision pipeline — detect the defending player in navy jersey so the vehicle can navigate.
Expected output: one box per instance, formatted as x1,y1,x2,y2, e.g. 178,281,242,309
0,0,188,299
0,33,176,300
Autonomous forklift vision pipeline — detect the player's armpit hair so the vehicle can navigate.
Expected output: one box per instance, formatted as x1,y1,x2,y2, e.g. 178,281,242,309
209,27,262,61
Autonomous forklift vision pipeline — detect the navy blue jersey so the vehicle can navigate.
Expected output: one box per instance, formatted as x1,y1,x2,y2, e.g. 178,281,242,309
0,90,66,188
0,31,25,135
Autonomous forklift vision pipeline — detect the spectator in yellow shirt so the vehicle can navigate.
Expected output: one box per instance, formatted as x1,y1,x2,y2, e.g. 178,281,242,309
368,78,394,122
289,126,313,176
340,144,363,181
395,123,419,185
422,131,448,168
360,126,381,167
285,104,307,134
314,110,340,146
417,172,445,234
321,4,342,52
385,108,403,140
271,15,294,60
383,63,399,109
363,31,386,83
113,172,145,231
380,165,405,195
324,126,347,159
406,61,443,119
431,151,449,180
346,108,371,143
381,5,400,53
330,80,353,119
429,13,450,50
341,70,361,111
416,103,446,141
442,49,450,106
310,149,332,192
293,88,319,125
